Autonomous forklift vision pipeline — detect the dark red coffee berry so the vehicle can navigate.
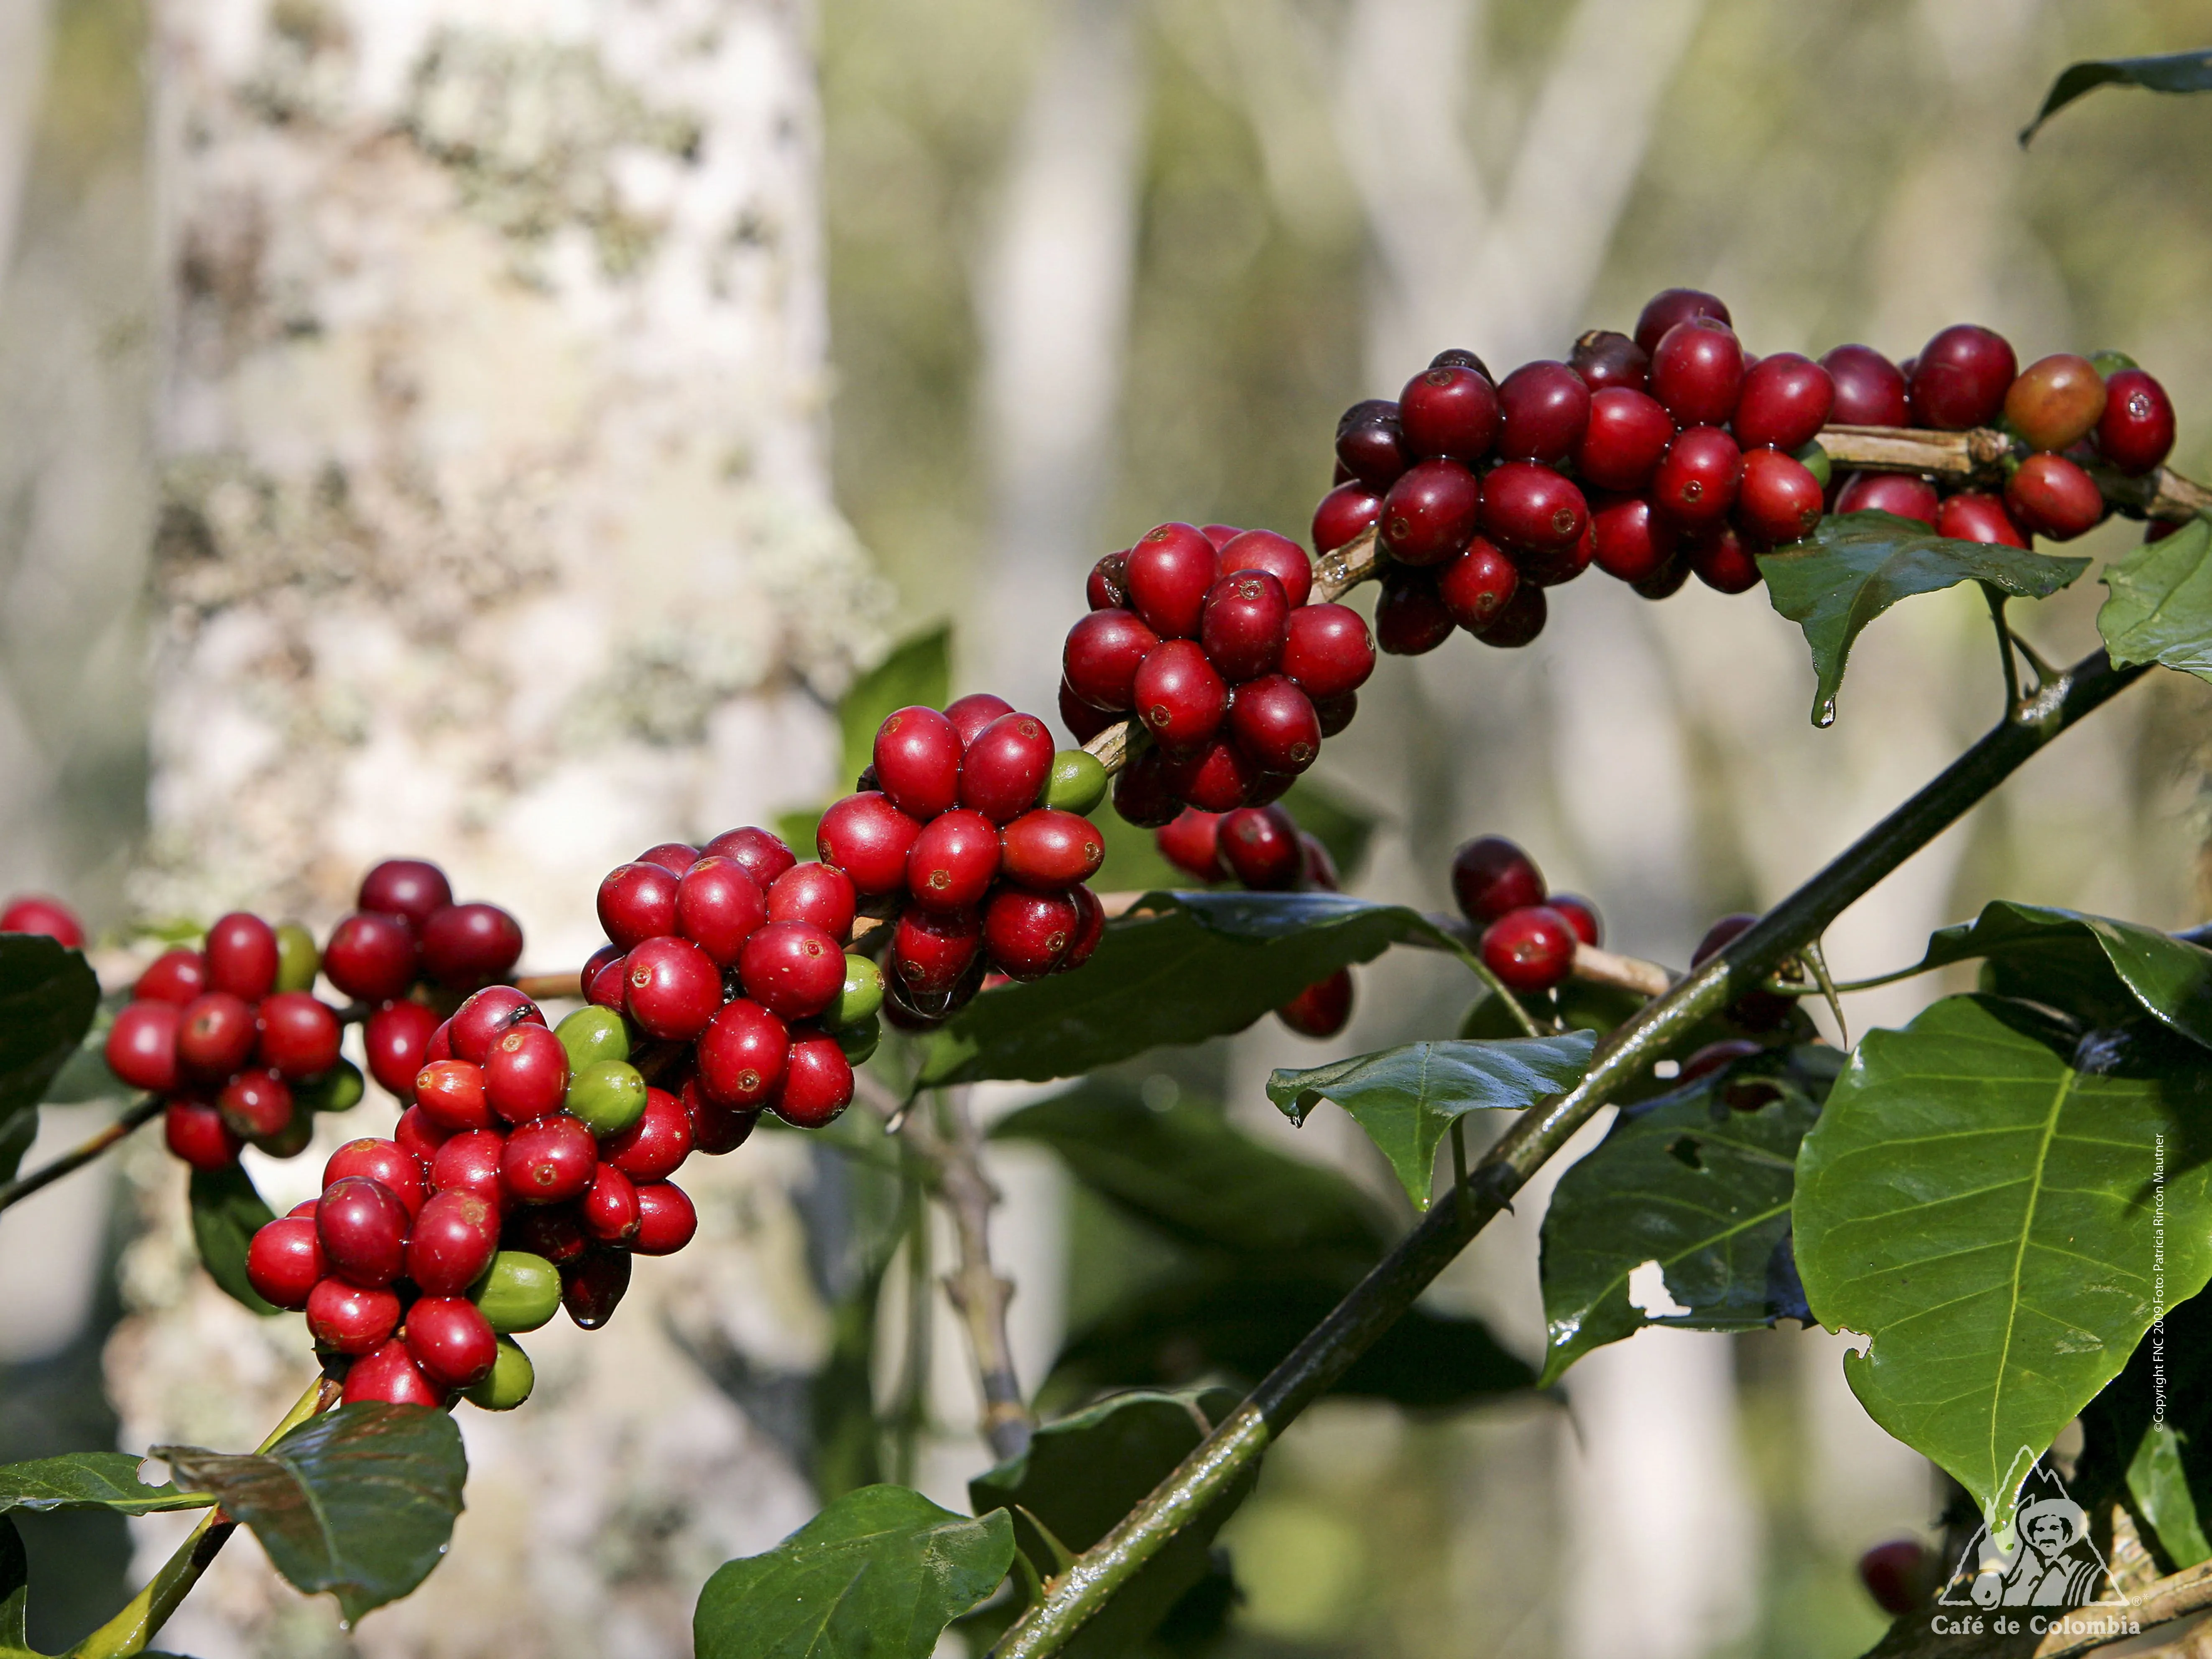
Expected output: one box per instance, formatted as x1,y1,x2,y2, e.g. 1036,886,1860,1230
1820,344,1908,426
1399,364,1500,461
449,985,542,1065
1059,678,1114,743
638,843,701,877
739,919,845,1020
505,1203,588,1266
420,902,523,990
674,856,768,965
406,1190,502,1296
1374,571,1454,656
2005,453,2104,540
1111,746,1182,828
1651,427,1742,526
1000,809,1105,890
906,809,1002,912
163,1099,240,1170
406,1295,498,1389
1155,813,1225,891
1633,288,1730,357
394,1105,449,1167
1228,675,1322,775
134,948,209,1005
945,693,1017,749
2097,368,2176,474
1279,604,1375,699
606,1083,699,1178
322,911,418,1002
559,1246,633,1330
816,792,923,894
1496,362,1590,464
1546,894,1602,947
1479,461,1588,553
1481,581,1548,646
631,1182,699,1255
1063,608,1161,712
1518,518,1595,588
1933,492,2026,548
1575,388,1674,492
217,1069,294,1142
1732,354,1834,451
1314,691,1356,739
1734,448,1824,544
890,906,983,997
1173,736,1267,813
485,1021,571,1121
428,1129,505,1209
1858,1540,1932,1617
205,912,279,1002
1591,495,1676,583
1650,319,1745,428
766,862,856,942
1200,570,1291,680
1632,553,1692,601
177,991,257,1081
1334,399,1408,490
1086,552,1130,611
1569,329,1650,392
107,1001,181,1093
599,861,680,951
318,1175,410,1287
775,1034,854,1129
694,999,790,1112
1481,905,1578,992
1133,640,1229,750
415,1059,496,1134
1834,471,1938,526
309,1277,402,1354
1908,324,2016,430
246,1216,325,1310
502,1115,597,1206
960,712,1056,823
1451,836,1544,925
701,826,798,890
873,704,963,819
581,1164,642,1244
1380,460,1482,567
1126,522,1221,640
359,859,453,931
1311,483,1383,555
1061,886,1106,973
1277,970,1354,1038
1688,524,1763,594
1217,530,1314,608
1217,805,1301,889
327,1137,426,1215
1437,540,1520,635
256,991,341,1080
982,887,1079,980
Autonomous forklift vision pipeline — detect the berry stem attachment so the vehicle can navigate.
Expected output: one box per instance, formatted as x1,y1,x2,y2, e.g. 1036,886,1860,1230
0,1096,161,1216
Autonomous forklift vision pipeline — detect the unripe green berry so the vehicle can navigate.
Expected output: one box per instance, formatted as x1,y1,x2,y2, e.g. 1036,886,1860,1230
822,956,884,1030
2089,349,2139,378
464,1337,535,1410
1790,439,1832,491
1042,749,1110,814
564,1059,647,1137
556,1005,630,1071
835,1014,881,1066
275,923,320,993
296,1058,365,1114
468,1250,562,1333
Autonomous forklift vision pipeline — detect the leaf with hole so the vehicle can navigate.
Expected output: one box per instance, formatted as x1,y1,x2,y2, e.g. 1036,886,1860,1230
2097,516,2212,685
189,1164,278,1315
1760,512,2087,724
2020,48,2212,144
1794,995,2212,1537
0,936,101,1184
0,1453,210,1516
693,1484,1013,1659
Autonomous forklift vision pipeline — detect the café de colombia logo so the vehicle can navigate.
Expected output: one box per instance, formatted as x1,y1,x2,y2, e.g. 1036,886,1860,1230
1926,1463,2138,1644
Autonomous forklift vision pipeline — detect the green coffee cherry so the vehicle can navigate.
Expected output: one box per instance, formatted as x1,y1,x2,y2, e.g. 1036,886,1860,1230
1042,749,1110,815
556,1005,630,1072
274,924,320,993
835,1014,881,1066
822,956,884,1030
2090,349,2140,378
1791,439,1832,491
565,1058,647,1137
295,1059,365,1114
468,1251,562,1334
464,1338,536,1410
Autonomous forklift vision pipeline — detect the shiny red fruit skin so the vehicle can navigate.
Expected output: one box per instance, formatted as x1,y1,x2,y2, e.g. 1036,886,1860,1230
406,1295,498,1389
1650,319,1745,428
1227,676,1322,774
2097,368,2176,474
449,985,543,1065
1908,324,2016,429
1820,344,1908,426
134,948,209,1005
420,903,523,989
0,895,82,946
429,1129,507,1209
1315,689,1355,736
982,888,1079,980
1477,461,1588,553
676,856,768,965
1575,388,1674,492
598,861,680,951
684,1079,757,1157
1689,524,1764,594
1858,1539,1930,1616
1155,810,1224,882
605,1084,697,1179
107,1001,181,1093
343,1338,446,1407
394,1105,449,1167
633,1182,699,1254
359,859,453,931
164,1100,240,1170
1834,471,1939,526
1311,483,1383,556
502,1115,598,1206
217,1069,294,1142
1125,522,1220,640
775,1035,855,1129
580,943,620,1001
1059,678,1112,743
1591,495,1677,583
1132,640,1228,751
702,827,797,890
1734,449,1824,544
1217,805,1301,889
1217,530,1314,608
765,863,856,942
309,1278,402,1354
1334,400,1408,490
406,1190,502,1295
890,907,984,998
625,935,725,1041
1061,885,1106,972
2005,452,2105,540
318,1175,411,1287
1437,539,1520,632
1732,354,1834,451
1277,970,1354,1038
1934,492,2026,548
738,920,846,1020
485,1021,570,1122
1479,581,1548,646
1379,459,1482,567
816,792,923,894
256,991,341,1080
1451,836,1545,925
1110,747,1182,829
1063,608,1162,712
247,1216,325,1309
1000,810,1106,890
205,912,279,1002
1399,364,1500,461
1373,572,1455,656
906,808,1003,912
1201,524,1241,549
1480,905,1579,992
505,1202,587,1266
322,912,418,1002
637,841,699,876
1163,737,1261,812
1087,552,1129,610
327,1137,426,1215
1495,362,1590,464
1569,328,1649,391
873,704,963,819
961,713,1057,823
1651,427,1742,527
693,1000,790,1113
1517,517,1595,588
561,1245,633,1329
1633,288,1730,357
1279,604,1375,699
1200,571,1292,680
415,1059,497,1134
946,693,1018,750
1546,894,1602,947
177,991,257,1081
581,1164,642,1243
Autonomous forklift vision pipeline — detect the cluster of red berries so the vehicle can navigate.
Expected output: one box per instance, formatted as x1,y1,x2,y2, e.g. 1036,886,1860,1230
1064,525,1376,826
810,699,1110,1024
1155,803,1353,1038
1310,288,2177,646
1448,836,1602,995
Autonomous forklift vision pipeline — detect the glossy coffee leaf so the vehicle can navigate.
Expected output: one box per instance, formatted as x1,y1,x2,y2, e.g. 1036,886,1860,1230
917,892,1450,1088
2021,48,2212,144
189,1165,278,1315
2079,1292,2212,1570
1794,996,2212,1538
37,990,130,1106
1539,1046,1840,1386
1909,900,2212,1044
2097,516,2212,684
1267,1033,1595,1208
1761,511,2086,724
693,1484,1013,1659
0,1452,210,1515
0,936,100,1183
156,1403,467,1622
838,626,951,790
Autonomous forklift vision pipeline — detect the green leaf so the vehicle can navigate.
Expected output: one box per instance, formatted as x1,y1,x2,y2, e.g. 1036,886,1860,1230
1910,900,2212,1045
1794,996,2212,1539
0,1516,28,1655
1538,1046,1841,1386
1266,1033,1596,1208
0,1453,211,1516
156,1404,467,1623
970,1390,1251,1659
1760,512,2088,725
189,1165,278,1315
38,991,129,1106
2079,1291,2212,1570
838,627,951,790
2096,516,2212,682
916,892,1452,1088
0,936,101,1184
2020,48,2212,145
693,1484,1013,1659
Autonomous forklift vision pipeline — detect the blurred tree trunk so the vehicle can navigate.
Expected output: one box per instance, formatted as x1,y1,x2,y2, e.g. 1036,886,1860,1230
109,4,888,1655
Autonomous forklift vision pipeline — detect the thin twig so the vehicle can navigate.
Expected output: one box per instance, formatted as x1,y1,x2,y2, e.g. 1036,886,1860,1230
1985,587,2021,709
0,1096,161,1215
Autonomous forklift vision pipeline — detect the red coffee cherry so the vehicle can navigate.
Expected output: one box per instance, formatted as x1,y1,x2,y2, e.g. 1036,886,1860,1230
505,1203,588,1266
1063,608,1161,712
637,841,701,877
1379,460,1482,567
1334,399,1409,490
485,1022,571,1122
605,1083,698,1179
1279,604,1375,700
1517,517,1596,588
449,985,543,1065
205,912,279,1002
2004,354,2106,452
1111,746,1182,829
890,906,984,998
1574,388,1674,493
1086,552,1129,611
873,704,963,818
1133,640,1230,751
701,826,798,890
2005,453,2105,540
1481,905,1579,992
2097,368,2176,474
1732,354,1834,451
676,855,768,965
739,919,846,1019
1200,570,1292,681
406,1190,502,1296
1311,482,1383,555
318,1175,411,1287
1452,836,1544,925
581,1164,642,1244
309,1278,402,1354
134,947,209,1006
1632,553,1692,601
633,1182,699,1255
1201,524,1243,549
961,712,1057,823
1734,448,1824,544
1059,885,1107,973
561,1244,634,1329
217,1069,294,1143
1217,805,1301,889
394,1105,449,1167
598,861,680,951
579,943,621,1002
1000,809,1106,890
1908,324,2016,429
1227,676,1322,775
906,808,1003,912
1689,524,1764,594
1125,522,1221,641
775,1034,855,1129
1435,539,1520,632
163,1100,240,1170
1163,736,1262,813
1834,471,1939,526
944,693,1017,751
1691,911,1794,1030
1217,530,1314,608
415,1059,497,1134
693,1000,790,1113
1591,495,1677,583
982,888,1079,980
1820,344,1908,426
1496,362,1591,464
817,792,925,896
1650,319,1745,428
420,902,524,989
685,1078,755,1157
1478,581,1548,647
327,1137,426,1215
624,935,725,1041
1681,1036,1766,1085
256,991,341,1080
246,1216,325,1310
502,1115,597,1206
1399,364,1500,461
358,858,453,932
177,991,257,1081
1373,570,1455,657
107,1001,181,1093
1633,287,1730,357
1278,969,1354,1038
1478,461,1588,553
406,1295,498,1389
766,862,856,942
343,1338,446,1407
429,1129,507,1208
1569,328,1650,392
1311,692,1354,739
1058,678,1113,743
1155,809,1225,882
1858,1539,1933,1617
1651,427,1742,526
1546,894,1603,947
1934,492,2026,547
0,895,82,946
322,912,417,1003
